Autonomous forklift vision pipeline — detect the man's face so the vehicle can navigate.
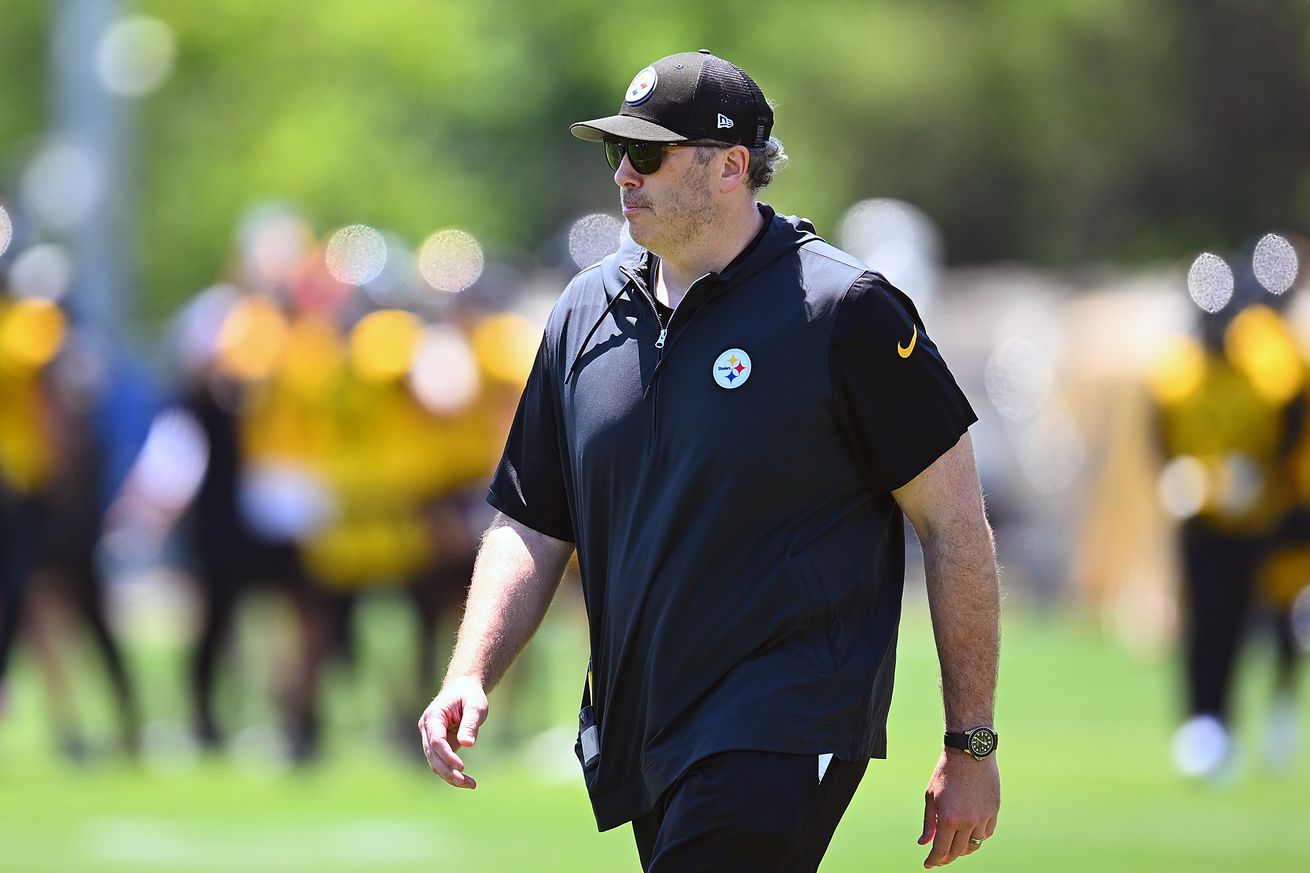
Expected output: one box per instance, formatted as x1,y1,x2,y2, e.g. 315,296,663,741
614,144,717,256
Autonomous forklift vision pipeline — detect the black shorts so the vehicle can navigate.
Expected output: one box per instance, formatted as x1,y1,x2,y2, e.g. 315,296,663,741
631,750,868,873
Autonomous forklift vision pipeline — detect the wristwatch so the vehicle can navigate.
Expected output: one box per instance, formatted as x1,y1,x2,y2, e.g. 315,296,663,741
944,726,998,760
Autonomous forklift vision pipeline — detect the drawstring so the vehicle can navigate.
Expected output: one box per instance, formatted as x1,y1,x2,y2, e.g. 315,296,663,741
565,283,632,385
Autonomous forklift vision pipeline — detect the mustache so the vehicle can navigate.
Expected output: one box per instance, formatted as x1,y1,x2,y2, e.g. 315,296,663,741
621,193,652,210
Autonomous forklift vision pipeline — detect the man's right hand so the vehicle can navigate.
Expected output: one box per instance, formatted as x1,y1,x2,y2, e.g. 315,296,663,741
418,676,489,789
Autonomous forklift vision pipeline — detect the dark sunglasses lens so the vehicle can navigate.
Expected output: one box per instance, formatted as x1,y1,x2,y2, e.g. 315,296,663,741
627,142,663,174
604,141,625,172
603,141,665,174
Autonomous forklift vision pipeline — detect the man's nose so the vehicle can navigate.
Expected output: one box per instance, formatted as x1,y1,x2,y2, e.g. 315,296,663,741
614,153,641,188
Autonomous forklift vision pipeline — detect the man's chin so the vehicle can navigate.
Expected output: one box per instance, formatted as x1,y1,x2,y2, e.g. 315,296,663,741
624,219,655,248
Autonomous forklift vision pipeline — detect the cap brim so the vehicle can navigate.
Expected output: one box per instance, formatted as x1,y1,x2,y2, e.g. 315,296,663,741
569,115,688,143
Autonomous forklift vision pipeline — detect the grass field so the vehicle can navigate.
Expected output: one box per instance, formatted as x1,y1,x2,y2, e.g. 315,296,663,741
0,597,1305,873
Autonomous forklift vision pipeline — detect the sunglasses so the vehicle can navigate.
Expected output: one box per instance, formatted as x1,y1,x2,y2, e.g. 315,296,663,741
603,139,725,175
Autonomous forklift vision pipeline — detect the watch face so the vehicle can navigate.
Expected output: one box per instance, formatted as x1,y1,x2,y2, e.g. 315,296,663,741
968,729,997,758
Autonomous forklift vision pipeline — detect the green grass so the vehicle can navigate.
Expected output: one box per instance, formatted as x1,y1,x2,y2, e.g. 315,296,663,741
0,597,1305,872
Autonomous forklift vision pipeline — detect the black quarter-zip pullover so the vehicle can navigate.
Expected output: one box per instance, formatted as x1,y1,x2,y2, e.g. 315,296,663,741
489,205,976,830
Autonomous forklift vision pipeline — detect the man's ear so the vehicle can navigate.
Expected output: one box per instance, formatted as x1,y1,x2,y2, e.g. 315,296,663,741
719,145,751,194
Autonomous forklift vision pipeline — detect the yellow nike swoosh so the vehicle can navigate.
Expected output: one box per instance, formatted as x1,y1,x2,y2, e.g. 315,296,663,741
897,325,918,358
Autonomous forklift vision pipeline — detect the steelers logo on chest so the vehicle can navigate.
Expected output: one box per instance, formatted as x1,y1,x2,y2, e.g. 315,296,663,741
712,348,752,389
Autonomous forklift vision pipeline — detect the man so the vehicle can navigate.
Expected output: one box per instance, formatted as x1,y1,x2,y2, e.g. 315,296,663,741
419,49,1001,871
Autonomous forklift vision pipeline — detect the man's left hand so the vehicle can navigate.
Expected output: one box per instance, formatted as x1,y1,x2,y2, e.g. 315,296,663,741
918,750,1000,868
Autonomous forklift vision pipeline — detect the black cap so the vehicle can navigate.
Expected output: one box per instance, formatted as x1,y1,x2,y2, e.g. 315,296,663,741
570,50,772,147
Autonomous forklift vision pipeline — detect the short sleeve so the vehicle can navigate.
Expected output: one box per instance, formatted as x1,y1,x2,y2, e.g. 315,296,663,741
486,332,576,542
829,273,977,494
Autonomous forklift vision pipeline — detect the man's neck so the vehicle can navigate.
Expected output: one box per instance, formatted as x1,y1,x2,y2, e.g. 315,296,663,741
654,202,765,310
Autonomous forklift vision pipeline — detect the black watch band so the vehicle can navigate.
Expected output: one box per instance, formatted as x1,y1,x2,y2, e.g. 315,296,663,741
944,726,998,760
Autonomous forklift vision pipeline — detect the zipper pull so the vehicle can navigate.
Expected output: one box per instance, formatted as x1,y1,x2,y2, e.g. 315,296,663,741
655,328,667,349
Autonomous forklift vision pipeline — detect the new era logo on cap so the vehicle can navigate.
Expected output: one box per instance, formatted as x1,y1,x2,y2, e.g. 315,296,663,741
716,113,734,129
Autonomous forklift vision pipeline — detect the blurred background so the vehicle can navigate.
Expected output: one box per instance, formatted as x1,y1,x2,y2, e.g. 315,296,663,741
1,1,1309,871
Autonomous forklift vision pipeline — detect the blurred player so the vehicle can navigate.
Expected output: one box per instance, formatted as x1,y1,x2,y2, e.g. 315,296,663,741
303,303,531,742
0,294,140,756
0,292,53,716
1152,249,1307,780
107,288,331,760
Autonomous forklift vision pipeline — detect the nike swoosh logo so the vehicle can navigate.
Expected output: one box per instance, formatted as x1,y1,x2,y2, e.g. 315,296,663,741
897,325,918,358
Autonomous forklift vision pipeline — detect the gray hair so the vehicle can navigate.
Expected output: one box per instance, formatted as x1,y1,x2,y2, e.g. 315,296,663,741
692,136,789,192
745,136,788,191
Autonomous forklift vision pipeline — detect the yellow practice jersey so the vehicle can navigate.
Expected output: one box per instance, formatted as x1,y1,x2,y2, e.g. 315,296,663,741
0,298,66,495
1150,320,1302,534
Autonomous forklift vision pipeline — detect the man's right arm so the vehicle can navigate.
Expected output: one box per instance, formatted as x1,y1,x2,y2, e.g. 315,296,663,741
418,512,574,789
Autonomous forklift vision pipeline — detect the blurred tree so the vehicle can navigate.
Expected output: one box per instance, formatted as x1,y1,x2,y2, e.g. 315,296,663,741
0,3,51,202
0,0,1306,320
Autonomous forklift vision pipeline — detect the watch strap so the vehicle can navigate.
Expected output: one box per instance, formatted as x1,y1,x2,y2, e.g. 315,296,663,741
943,730,970,752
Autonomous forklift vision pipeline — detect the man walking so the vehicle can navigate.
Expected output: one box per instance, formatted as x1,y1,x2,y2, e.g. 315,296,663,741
420,49,1000,871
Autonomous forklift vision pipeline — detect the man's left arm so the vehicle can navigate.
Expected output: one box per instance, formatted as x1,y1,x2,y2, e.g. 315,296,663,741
892,431,1000,869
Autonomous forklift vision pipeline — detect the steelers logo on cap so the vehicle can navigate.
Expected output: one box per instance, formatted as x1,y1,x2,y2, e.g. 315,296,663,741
712,348,751,389
624,66,658,105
